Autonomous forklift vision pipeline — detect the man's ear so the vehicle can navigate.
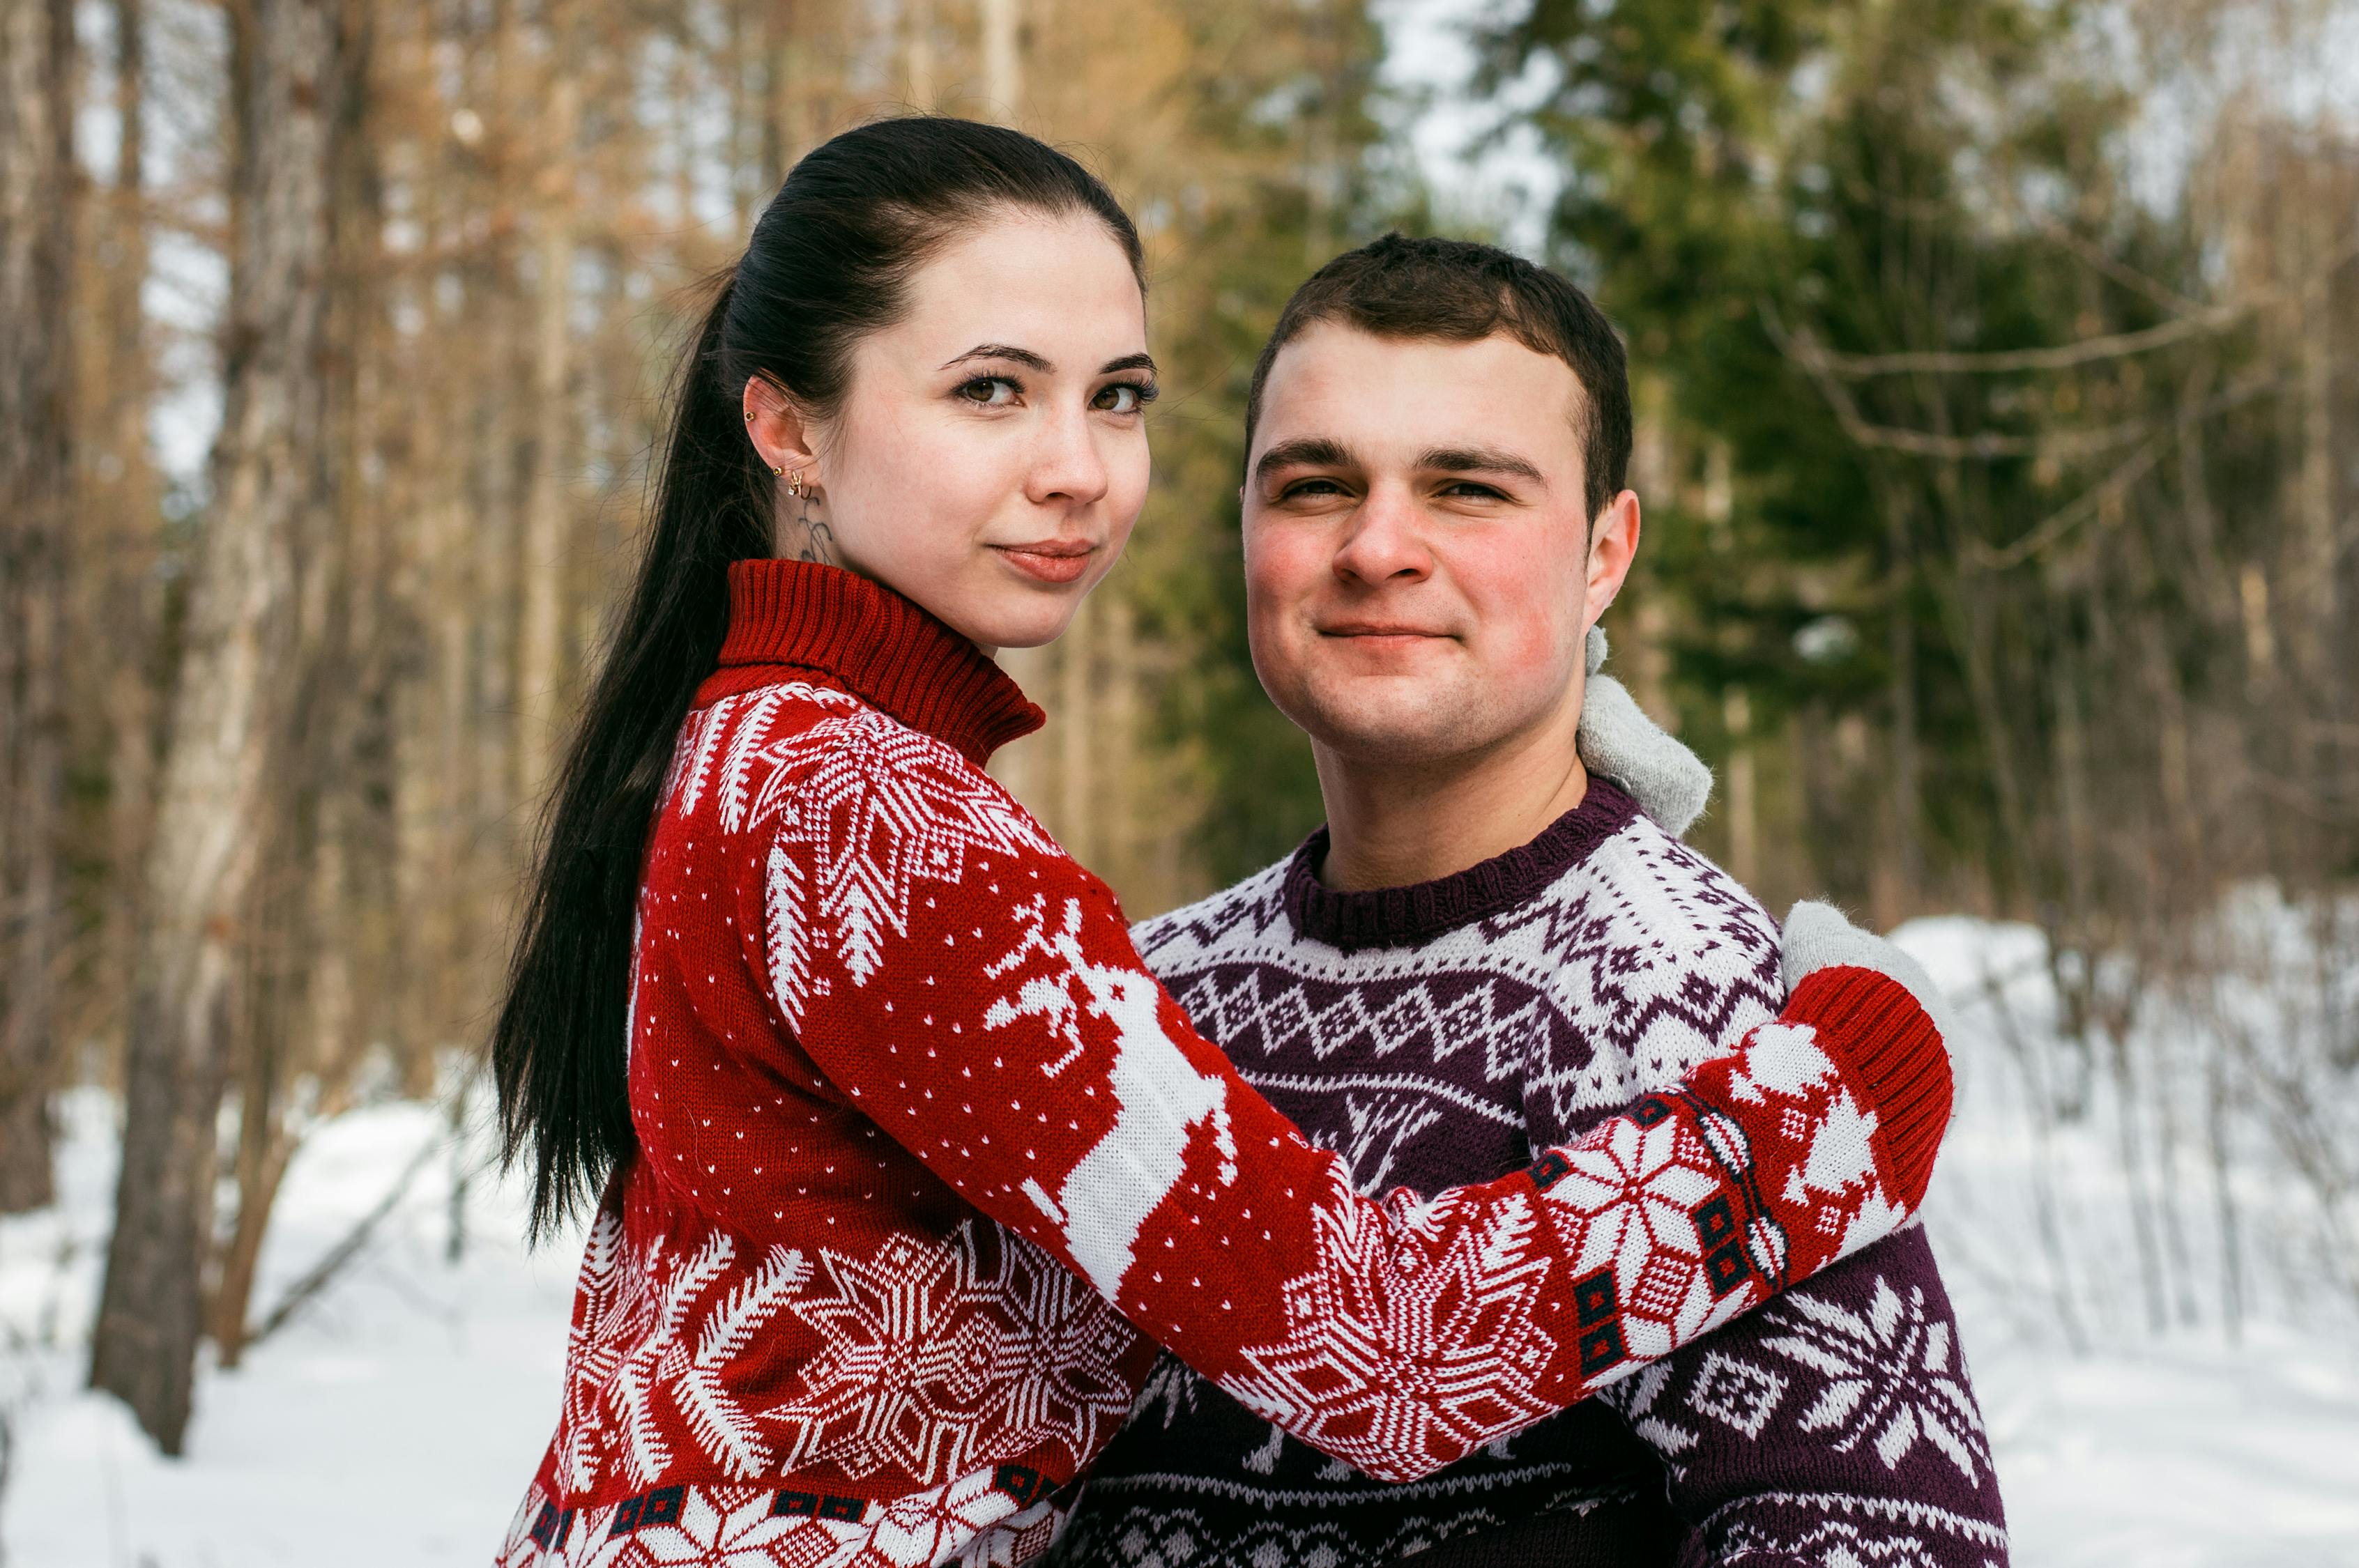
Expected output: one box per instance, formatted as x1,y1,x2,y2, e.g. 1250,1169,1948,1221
1584,489,1642,628
743,374,821,483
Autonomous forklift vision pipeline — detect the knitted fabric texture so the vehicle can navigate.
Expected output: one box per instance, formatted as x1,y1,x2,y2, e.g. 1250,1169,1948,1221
1055,791,2006,1568
495,560,1955,1568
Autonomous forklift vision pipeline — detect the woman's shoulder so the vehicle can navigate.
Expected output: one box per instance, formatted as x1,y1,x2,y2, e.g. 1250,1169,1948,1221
663,678,1071,893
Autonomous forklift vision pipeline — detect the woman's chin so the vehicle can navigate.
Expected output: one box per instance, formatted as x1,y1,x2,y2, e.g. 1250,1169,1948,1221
937,594,1084,659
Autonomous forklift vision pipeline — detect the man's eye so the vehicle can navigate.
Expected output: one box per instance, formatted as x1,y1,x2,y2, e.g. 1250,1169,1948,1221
1093,381,1156,413
1440,481,1507,500
956,376,1020,407
1281,478,1348,499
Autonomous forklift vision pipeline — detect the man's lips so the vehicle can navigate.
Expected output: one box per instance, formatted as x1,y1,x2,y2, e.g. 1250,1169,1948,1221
1316,622,1453,641
990,541,1095,585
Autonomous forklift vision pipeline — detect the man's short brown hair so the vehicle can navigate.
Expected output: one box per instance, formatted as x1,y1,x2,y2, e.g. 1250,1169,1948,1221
1246,233,1633,522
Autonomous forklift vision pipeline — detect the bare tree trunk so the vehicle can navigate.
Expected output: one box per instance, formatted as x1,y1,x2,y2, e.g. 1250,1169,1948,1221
1057,597,1097,862
96,0,162,1059
980,0,1019,118
1722,686,1757,891
0,0,77,1214
516,5,579,817
1874,496,1922,928
89,0,368,1454
1101,590,1138,892
903,0,936,107
209,972,294,1370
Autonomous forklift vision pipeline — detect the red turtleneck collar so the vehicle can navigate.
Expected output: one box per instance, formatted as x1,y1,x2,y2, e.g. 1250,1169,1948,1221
695,558,1045,766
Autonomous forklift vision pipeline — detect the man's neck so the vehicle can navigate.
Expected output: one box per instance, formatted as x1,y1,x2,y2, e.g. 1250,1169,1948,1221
1313,690,1591,893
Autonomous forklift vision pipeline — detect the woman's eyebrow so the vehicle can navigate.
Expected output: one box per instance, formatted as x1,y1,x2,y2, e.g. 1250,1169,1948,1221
1099,352,1156,376
941,343,1052,371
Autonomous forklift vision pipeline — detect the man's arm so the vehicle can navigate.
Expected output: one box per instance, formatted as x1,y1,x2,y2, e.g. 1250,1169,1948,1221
1600,1222,2009,1566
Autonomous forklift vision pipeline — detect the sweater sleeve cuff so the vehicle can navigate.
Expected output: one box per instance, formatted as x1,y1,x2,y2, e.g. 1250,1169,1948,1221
1784,965,1953,1209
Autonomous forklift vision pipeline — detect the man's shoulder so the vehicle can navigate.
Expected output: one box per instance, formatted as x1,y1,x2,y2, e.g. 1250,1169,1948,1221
1571,806,1784,960
1516,808,1787,1108
1129,857,1295,978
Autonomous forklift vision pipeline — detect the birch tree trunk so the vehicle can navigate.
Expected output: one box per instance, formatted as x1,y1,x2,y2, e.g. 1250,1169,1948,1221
0,0,76,1213
89,0,368,1454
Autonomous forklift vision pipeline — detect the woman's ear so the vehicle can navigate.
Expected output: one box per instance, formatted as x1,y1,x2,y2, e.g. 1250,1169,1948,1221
743,376,820,484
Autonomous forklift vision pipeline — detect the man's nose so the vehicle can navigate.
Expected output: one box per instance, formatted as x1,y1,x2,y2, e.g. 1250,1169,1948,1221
1331,483,1431,585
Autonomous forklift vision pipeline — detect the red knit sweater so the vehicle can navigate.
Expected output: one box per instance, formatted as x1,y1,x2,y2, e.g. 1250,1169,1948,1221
496,561,1951,1568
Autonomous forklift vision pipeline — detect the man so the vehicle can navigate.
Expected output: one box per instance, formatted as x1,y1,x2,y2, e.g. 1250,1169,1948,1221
1051,237,2008,1566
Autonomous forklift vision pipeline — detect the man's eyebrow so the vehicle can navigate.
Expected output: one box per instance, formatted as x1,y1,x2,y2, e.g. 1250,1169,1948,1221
1253,437,1357,484
1100,352,1156,376
1419,446,1545,484
941,343,1052,372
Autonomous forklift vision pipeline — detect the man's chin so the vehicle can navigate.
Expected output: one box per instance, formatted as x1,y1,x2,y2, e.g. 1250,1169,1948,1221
1285,694,1492,769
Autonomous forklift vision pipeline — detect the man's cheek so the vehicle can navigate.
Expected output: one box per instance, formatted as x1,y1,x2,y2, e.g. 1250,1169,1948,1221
1475,581,1576,690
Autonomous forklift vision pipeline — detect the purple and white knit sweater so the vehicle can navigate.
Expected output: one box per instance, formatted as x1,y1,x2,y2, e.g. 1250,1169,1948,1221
1052,778,2008,1568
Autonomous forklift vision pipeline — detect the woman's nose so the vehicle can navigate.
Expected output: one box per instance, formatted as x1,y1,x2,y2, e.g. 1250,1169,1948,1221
1025,403,1110,508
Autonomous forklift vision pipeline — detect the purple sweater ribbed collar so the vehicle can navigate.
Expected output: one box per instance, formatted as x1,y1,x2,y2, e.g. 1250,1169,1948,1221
1283,775,1639,952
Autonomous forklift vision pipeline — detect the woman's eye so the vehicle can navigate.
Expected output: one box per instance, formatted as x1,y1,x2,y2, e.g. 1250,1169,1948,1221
1093,381,1155,414
957,376,1020,407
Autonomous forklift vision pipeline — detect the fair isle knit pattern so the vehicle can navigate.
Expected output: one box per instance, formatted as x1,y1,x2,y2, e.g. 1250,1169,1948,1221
1055,787,2007,1568
494,560,1953,1568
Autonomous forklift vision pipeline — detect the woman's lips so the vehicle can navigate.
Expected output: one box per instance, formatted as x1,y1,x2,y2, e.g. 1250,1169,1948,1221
991,542,1094,585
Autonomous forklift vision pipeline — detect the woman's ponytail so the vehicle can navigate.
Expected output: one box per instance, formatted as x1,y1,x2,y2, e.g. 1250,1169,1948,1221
492,274,770,1239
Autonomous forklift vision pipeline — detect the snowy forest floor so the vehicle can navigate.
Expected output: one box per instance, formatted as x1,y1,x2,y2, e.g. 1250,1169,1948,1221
4,918,2357,1567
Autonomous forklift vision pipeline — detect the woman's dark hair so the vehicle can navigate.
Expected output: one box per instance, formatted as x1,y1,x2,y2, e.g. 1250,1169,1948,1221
493,116,1143,1239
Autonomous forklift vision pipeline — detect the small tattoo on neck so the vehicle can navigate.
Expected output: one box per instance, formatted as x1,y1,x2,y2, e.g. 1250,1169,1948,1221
784,501,841,567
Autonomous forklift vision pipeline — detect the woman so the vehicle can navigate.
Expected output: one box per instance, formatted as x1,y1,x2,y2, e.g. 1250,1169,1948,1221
491,117,1953,1568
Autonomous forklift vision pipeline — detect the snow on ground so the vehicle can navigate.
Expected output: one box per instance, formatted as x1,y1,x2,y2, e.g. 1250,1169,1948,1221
4,916,2358,1567
0,1087,583,1567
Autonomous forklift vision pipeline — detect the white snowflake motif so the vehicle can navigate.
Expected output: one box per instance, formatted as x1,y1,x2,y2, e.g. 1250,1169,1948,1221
1760,1275,1993,1485
1719,1517,1948,1568
728,696,1052,1019
560,1209,655,1493
766,1223,1140,1482
602,1233,812,1486
857,1465,1042,1567
1539,1114,1733,1357
577,1486,814,1568
1221,1178,1559,1477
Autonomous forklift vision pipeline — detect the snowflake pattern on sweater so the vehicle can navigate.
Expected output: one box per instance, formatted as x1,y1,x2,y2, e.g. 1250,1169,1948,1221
1055,784,2007,1568
495,560,1956,1568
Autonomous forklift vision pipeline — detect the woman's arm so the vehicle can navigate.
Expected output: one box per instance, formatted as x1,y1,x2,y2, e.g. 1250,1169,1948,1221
751,718,1951,1484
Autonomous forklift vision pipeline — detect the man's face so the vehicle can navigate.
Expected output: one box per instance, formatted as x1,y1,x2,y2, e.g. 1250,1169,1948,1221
1242,323,1637,770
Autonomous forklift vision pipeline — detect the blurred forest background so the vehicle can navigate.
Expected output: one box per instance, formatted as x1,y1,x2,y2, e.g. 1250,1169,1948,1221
1,0,2356,1505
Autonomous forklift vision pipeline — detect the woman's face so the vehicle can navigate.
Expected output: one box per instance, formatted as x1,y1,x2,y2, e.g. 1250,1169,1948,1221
745,208,1155,654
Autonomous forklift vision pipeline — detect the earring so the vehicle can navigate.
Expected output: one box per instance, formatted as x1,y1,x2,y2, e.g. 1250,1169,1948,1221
744,410,754,422
770,465,784,476
786,469,807,498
